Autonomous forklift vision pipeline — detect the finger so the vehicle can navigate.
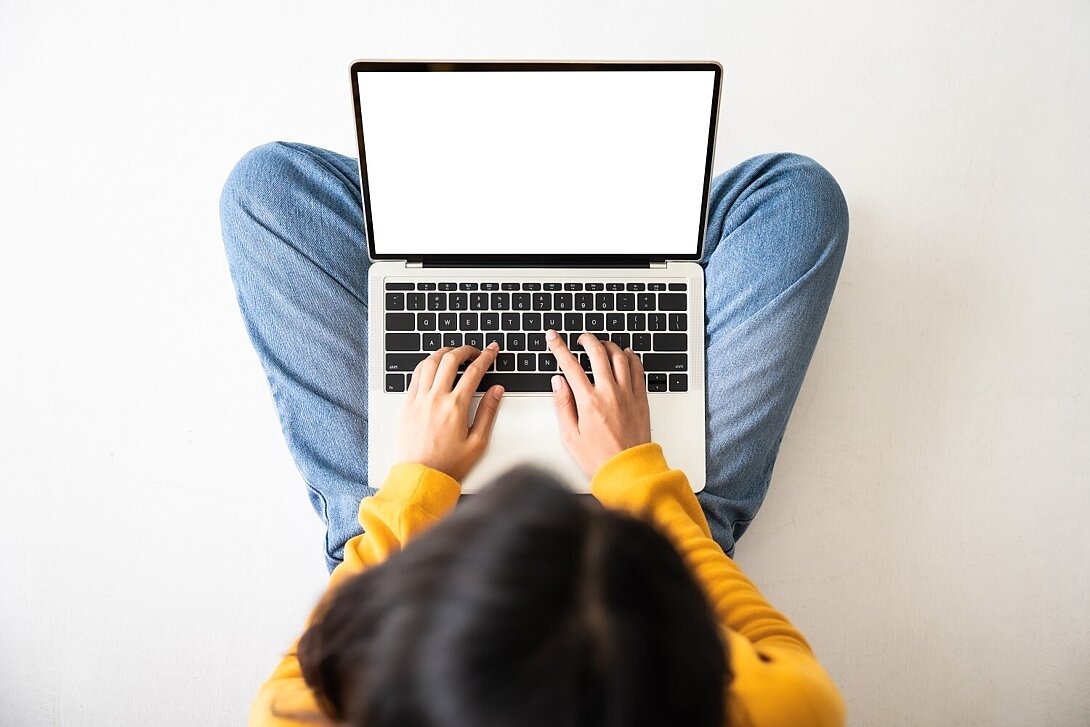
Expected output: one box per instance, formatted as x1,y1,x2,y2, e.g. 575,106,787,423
627,348,648,403
546,329,592,400
414,346,453,392
550,374,579,440
456,341,499,398
433,345,482,392
603,340,629,387
468,384,505,446
579,333,615,389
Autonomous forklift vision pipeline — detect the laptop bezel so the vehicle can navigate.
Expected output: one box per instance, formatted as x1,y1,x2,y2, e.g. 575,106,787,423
350,59,722,265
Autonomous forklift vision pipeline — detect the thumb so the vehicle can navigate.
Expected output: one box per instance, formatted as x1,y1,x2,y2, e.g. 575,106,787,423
469,384,504,445
551,375,579,438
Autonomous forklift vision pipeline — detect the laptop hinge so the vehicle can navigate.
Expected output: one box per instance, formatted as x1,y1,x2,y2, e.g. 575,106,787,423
649,261,668,269
405,261,424,268
417,259,662,269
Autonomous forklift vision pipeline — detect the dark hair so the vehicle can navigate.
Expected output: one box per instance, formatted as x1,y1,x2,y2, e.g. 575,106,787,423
295,467,729,727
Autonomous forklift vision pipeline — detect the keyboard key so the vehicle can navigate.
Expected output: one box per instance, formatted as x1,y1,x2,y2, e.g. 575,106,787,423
528,333,547,351
585,313,604,331
669,313,687,331
480,282,499,291
648,313,667,332
407,292,426,310
611,332,630,350
501,282,520,291
449,293,468,311
647,282,666,291
632,332,652,351
637,293,656,311
491,292,510,310
579,353,592,371
439,282,457,291
385,292,405,310
543,282,562,291
470,373,556,392
532,292,551,310
606,282,625,291
653,333,687,351
507,333,526,350
386,333,420,351
427,292,446,310
570,334,584,352
522,282,541,291
627,313,646,331
606,313,625,331
418,282,437,291
459,282,478,290
647,373,668,392
496,353,516,371
386,373,406,392
595,293,614,311
522,313,541,330
443,333,463,348
538,353,557,371
564,312,583,331
481,313,499,331
465,332,484,349
386,313,415,331
485,332,504,349
422,333,441,351
385,282,414,290
470,292,489,310
459,313,478,330
386,353,429,371
669,373,688,391
439,313,458,330
517,353,536,371
554,293,573,311
658,293,687,311
564,282,583,291
616,293,635,311
501,313,520,331
575,293,593,311
512,293,531,310
585,282,604,291
668,282,688,291
543,312,563,331
627,282,646,291
642,353,687,371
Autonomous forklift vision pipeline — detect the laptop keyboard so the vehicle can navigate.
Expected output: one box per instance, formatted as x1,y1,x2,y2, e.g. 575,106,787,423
383,281,691,394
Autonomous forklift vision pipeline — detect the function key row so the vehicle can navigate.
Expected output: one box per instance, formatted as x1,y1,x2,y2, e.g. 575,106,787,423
386,290,687,312
386,281,687,292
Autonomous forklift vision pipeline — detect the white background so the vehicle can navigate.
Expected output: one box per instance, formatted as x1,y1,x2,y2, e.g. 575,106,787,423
1,2,1087,725
358,69,714,256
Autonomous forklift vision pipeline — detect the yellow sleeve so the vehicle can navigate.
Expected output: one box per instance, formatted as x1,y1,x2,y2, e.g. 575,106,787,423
249,463,461,726
591,443,846,727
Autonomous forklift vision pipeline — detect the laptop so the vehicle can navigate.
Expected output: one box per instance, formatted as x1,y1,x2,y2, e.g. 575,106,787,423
351,60,722,493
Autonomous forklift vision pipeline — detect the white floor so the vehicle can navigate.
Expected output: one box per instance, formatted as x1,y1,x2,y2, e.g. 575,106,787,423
2,2,1088,725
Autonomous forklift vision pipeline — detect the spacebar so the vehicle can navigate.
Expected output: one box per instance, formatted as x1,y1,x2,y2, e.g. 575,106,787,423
471,373,554,393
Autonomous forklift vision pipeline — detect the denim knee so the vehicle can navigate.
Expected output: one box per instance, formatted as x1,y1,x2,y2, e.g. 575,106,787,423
219,141,298,256
762,152,849,267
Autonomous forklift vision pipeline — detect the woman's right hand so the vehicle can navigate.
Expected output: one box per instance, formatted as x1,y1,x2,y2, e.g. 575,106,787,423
546,329,652,478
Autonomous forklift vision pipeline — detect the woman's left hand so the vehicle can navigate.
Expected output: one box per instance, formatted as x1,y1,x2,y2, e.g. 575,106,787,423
396,342,505,481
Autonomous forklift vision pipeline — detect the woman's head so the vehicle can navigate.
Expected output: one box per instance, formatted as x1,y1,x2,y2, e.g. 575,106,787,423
296,467,728,727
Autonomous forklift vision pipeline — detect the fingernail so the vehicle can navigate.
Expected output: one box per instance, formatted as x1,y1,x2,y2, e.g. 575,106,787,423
546,329,557,341
492,385,504,399
551,375,561,391
487,341,499,350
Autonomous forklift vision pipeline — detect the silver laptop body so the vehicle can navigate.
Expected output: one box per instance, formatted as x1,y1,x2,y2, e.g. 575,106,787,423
353,60,722,493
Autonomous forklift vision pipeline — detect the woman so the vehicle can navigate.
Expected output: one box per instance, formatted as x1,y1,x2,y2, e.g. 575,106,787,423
221,144,849,726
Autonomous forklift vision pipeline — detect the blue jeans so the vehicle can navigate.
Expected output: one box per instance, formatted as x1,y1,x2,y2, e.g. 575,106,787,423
220,143,848,573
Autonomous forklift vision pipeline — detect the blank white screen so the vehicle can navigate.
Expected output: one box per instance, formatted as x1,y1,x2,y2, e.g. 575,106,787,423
356,69,716,257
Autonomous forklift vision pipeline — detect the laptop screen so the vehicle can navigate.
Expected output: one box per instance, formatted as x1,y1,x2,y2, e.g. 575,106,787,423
353,64,720,261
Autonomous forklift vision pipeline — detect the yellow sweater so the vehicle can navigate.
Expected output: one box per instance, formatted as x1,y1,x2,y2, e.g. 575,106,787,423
251,443,845,727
